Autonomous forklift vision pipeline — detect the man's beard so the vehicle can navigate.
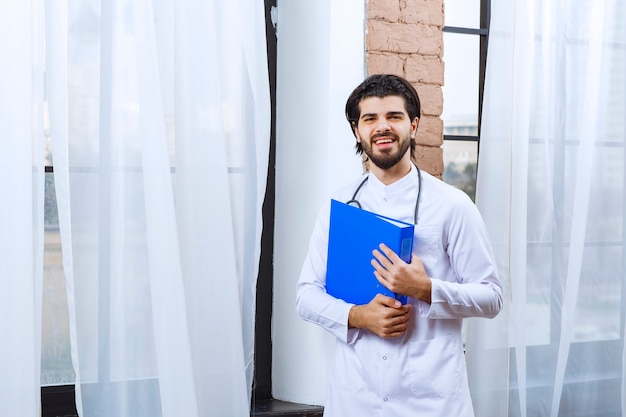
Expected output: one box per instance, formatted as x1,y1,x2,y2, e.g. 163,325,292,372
362,133,411,170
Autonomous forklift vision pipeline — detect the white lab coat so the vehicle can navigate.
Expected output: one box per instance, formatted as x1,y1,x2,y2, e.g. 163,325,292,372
296,164,503,417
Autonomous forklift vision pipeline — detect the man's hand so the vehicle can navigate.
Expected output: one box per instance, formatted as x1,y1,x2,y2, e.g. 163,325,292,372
371,243,432,304
348,294,411,338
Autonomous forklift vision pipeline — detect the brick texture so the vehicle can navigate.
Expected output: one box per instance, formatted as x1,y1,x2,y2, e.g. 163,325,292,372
365,0,444,178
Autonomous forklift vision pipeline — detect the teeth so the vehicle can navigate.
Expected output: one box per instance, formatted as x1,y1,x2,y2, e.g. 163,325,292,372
375,139,393,144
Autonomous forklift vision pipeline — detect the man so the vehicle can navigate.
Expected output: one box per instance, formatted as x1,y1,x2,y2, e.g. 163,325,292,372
295,74,503,416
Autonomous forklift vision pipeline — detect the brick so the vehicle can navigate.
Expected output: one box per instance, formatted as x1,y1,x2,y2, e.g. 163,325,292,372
416,116,443,147
365,0,445,176
367,21,442,55
399,0,444,26
405,54,444,85
367,0,401,23
415,85,443,116
413,144,443,178
367,52,405,76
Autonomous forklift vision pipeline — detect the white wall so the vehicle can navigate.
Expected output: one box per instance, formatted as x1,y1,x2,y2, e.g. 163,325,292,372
271,0,365,406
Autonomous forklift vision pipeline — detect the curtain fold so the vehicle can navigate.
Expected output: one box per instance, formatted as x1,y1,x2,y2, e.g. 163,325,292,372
41,0,269,415
0,2,45,416
469,0,626,416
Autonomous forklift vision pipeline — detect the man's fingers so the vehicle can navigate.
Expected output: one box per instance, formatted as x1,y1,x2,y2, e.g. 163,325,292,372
371,249,391,271
373,293,402,308
378,243,398,259
381,319,410,338
372,270,391,292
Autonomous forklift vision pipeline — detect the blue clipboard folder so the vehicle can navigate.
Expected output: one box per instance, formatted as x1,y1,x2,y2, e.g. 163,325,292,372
325,199,414,305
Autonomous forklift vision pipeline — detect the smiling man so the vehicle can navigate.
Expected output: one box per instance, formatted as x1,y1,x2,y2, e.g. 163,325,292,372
295,74,503,417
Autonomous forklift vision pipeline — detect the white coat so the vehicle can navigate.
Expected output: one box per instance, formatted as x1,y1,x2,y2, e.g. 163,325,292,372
296,164,503,417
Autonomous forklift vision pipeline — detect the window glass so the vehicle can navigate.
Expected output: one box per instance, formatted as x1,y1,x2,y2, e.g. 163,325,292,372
574,245,621,342
442,140,477,200
444,0,481,29
42,173,75,385
442,32,480,137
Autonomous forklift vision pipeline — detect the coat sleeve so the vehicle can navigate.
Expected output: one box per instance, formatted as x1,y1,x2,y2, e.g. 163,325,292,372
295,202,360,344
419,192,503,319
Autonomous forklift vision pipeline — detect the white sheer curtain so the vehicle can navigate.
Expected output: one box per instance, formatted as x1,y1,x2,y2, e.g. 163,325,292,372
468,0,626,416
0,2,45,416
44,0,269,416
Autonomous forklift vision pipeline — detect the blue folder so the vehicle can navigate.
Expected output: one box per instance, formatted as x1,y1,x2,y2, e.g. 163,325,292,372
325,199,414,305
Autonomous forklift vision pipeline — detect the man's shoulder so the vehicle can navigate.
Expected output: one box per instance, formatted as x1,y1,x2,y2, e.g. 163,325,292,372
330,174,369,202
419,169,476,214
422,169,467,195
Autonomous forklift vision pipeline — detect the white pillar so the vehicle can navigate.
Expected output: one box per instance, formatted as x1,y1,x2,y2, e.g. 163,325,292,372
272,0,365,405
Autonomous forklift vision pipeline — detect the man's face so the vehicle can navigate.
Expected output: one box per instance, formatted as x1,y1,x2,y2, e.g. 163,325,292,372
353,95,418,170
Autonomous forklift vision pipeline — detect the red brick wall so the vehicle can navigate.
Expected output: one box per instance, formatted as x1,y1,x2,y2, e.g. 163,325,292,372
366,0,445,178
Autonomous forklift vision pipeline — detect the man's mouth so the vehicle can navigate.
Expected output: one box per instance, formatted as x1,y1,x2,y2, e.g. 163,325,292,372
373,136,396,147
374,138,393,144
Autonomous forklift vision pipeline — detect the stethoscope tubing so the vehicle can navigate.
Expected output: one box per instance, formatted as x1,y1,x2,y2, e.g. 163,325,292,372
346,165,422,225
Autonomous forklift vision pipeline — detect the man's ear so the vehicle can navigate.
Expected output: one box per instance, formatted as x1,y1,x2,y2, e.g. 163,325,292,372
411,117,419,139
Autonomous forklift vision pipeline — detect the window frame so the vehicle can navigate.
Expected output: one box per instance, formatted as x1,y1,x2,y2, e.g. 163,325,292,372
441,0,490,201
442,0,490,143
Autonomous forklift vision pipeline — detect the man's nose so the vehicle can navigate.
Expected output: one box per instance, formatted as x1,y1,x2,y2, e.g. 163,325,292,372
374,119,391,133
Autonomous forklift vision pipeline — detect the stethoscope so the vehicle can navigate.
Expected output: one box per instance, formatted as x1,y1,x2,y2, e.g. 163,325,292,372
346,165,422,225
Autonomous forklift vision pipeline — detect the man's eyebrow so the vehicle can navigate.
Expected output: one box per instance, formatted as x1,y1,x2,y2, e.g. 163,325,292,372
360,110,405,119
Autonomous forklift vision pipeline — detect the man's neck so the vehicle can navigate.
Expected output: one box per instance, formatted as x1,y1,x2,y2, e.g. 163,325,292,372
370,157,412,186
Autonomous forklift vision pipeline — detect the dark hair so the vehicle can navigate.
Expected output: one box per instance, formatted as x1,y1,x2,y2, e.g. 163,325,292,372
345,74,421,155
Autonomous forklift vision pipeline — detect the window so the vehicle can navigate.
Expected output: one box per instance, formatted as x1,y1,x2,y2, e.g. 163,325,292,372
441,0,490,200
40,1,280,415
42,116,79,416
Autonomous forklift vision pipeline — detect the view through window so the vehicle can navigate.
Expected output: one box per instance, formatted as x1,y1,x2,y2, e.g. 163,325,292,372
43,114,75,387
441,0,489,201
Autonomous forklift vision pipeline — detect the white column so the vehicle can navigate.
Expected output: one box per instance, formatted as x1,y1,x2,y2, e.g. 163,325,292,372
272,0,365,405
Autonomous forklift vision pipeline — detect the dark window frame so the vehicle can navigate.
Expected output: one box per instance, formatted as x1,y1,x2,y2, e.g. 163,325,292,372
442,0,490,147
252,0,277,405
439,0,490,201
